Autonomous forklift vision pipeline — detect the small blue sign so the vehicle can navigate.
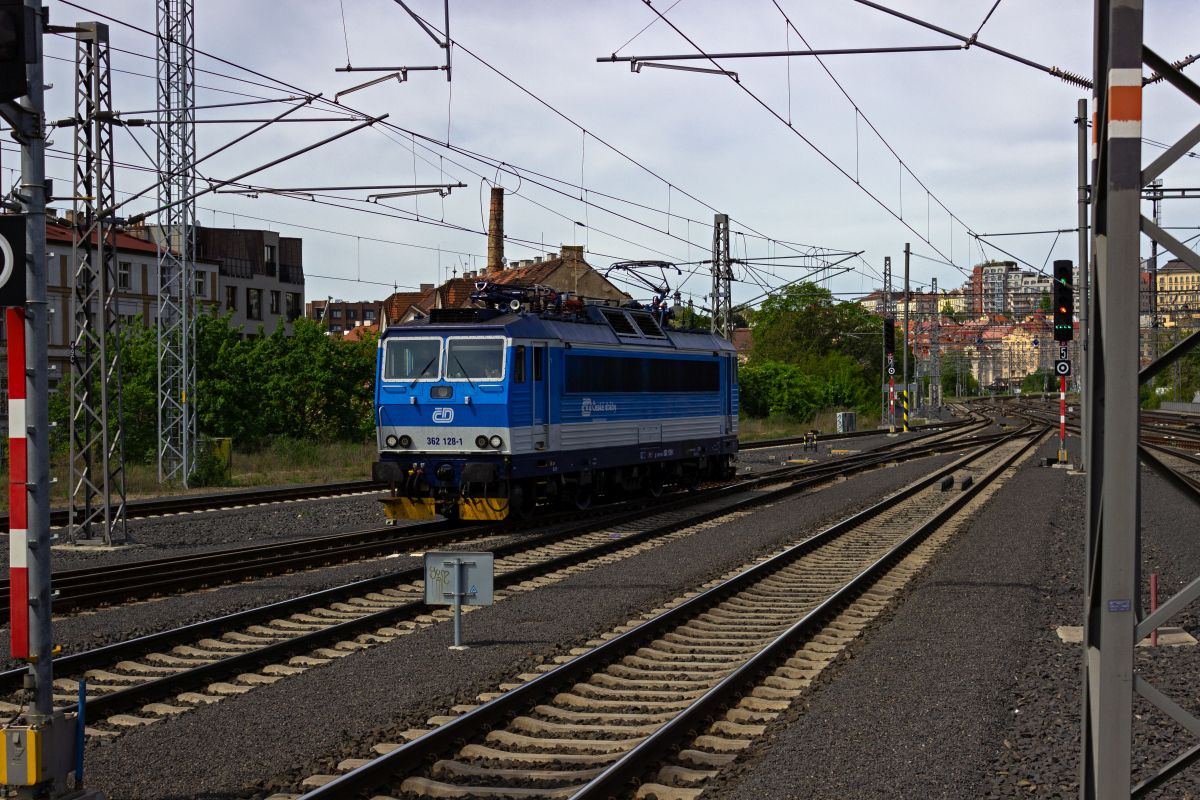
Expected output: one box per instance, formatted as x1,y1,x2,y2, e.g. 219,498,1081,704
1108,599,1132,613
1032,338,1040,347
976,337,984,345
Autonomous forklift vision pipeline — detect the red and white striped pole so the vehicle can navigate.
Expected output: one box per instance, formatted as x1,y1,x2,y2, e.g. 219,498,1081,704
1059,373,1068,464
6,306,28,659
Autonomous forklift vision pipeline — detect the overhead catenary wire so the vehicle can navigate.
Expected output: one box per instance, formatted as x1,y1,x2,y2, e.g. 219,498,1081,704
56,0,880,296
634,0,975,277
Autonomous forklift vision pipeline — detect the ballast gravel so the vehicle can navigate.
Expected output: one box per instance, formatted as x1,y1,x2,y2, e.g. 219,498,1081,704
0,524,529,667
49,492,393,572
79,452,962,800
709,436,1200,799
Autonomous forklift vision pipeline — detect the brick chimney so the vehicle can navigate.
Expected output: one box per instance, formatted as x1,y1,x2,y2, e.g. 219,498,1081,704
487,187,504,274
561,245,585,262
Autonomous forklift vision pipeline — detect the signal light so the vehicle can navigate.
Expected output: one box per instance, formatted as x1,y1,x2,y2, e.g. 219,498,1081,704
0,1,35,104
1052,260,1074,342
883,317,896,354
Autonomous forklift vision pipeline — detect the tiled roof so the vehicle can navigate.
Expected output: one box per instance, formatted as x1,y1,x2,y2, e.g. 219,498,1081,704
382,288,435,321
341,321,379,342
486,261,559,286
45,221,165,255
435,277,480,308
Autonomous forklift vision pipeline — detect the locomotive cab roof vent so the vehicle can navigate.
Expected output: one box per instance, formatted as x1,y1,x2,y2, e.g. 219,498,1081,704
629,311,666,338
600,308,639,336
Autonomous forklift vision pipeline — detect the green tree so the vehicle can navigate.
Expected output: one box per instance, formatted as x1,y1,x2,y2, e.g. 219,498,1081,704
1021,369,1050,394
941,353,980,397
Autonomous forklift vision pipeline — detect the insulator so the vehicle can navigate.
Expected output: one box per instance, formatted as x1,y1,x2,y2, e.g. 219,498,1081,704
1050,67,1092,90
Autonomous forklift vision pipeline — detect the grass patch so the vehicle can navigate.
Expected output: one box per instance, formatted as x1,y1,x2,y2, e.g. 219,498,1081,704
0,439,377,511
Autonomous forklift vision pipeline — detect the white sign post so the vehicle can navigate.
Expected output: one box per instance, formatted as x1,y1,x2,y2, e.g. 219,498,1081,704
424,551,494,649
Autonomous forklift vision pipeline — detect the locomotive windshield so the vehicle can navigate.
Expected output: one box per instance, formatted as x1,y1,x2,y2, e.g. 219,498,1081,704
383,338,441,382
446,337,505,381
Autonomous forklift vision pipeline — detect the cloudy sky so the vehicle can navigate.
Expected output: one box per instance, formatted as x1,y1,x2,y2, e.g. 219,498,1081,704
26,0,1200,309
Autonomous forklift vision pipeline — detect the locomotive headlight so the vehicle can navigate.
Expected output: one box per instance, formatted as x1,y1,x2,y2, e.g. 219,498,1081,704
476,435,489,449
399,435,412,448
489,435,503,449
384,434,399,448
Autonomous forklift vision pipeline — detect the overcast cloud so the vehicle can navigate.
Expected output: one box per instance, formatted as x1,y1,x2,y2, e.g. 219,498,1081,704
27,0,1200,309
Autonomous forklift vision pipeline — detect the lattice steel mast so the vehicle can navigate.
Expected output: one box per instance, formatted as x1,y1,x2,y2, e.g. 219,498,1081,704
69,22,127,545
710,213,733,339
156,0,196,485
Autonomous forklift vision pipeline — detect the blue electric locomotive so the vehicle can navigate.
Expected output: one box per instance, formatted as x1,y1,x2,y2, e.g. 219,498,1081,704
371,284,738,522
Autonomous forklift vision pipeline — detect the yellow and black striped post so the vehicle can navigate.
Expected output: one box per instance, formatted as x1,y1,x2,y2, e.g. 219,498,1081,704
902,390,909,432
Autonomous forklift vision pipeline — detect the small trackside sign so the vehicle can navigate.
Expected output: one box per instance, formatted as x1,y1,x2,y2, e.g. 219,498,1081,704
1055,359,1072,377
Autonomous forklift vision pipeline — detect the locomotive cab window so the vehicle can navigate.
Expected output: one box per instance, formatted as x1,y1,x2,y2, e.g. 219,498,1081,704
446,337,506,381
383,338,442,382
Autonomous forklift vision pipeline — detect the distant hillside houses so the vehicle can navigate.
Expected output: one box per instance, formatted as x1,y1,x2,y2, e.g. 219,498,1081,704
856,259,1078,390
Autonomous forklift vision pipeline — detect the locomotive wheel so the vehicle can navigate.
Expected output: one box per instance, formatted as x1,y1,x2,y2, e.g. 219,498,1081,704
572,482,594,511
510,481,536,520
646,466,666,498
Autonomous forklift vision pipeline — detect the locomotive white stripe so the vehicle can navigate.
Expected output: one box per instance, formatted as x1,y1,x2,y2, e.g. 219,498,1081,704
378,414,733,458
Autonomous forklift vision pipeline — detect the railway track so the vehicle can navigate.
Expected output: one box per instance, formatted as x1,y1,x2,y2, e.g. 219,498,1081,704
0,418,971,533
0,415,991,618
283,424,1045,800
0,422,1021,741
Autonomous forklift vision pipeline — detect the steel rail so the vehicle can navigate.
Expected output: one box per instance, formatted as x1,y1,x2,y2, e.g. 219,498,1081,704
0,426,1016,719
0,417,972,531
0,418,986,617
299,426,1045,800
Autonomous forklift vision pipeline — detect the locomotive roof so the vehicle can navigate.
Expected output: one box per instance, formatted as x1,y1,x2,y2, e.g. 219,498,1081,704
384,308,736,354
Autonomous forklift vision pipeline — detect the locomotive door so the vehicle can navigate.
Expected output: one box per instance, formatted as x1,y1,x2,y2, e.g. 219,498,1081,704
531,342,550,450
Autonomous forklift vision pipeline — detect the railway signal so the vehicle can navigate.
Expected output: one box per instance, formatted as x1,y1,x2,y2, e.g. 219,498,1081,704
0,0,35,103
1052,260,1074,342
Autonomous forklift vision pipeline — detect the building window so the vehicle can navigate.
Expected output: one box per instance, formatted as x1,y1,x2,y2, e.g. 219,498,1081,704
331,308,343,319
269,290,281,315
195,272,207,297
363,309,375,321
264,244,276,265
225,285,237,310
118,261,131,290
347,309,357,320
246,288,262,320
286,293,301,322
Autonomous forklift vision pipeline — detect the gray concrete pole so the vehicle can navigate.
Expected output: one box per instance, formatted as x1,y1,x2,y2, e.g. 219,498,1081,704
17,0,53,720
1081,1,1141,795
1077,98,1090,472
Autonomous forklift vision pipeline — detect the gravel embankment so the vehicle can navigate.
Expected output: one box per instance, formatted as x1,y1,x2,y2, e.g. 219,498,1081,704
79,453,961,800
710,436,1200,799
